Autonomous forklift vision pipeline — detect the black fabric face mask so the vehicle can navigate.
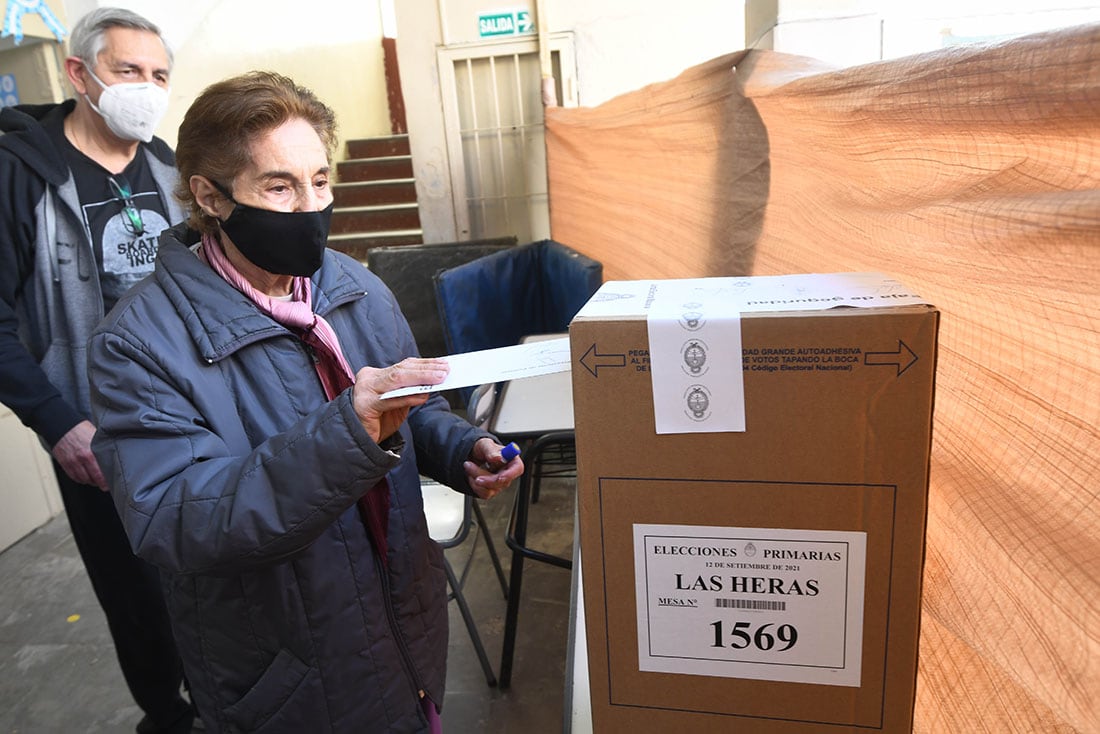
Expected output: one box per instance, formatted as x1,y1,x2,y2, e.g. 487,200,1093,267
213,182,333,276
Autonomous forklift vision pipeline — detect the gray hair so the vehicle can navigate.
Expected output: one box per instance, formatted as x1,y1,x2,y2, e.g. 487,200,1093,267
69,7,173,71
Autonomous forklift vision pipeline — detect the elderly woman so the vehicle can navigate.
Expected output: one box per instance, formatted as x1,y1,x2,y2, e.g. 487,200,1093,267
87,72,522,733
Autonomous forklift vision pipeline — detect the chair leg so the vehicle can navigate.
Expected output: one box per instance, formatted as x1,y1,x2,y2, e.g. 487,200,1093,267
498,545,525,690
531,447,545,504
499,432,577,689
443,556,497,687
532,442,575,505
499,467,535,690
472,501,509,600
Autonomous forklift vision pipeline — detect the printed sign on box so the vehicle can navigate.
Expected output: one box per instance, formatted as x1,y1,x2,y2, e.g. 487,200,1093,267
634,523,866,687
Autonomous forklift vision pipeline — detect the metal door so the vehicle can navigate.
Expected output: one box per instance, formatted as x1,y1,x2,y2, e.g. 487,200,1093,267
438,34,577,242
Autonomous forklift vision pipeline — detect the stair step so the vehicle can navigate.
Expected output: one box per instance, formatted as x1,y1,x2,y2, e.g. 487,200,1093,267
330,135,422,261
332,179,417,207
337,156,414,183
331,203,421,235
346,135,410,159
328,230,424,261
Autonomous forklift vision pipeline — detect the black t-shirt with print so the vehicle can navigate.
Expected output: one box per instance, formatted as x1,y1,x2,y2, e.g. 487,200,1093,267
47,118,172,312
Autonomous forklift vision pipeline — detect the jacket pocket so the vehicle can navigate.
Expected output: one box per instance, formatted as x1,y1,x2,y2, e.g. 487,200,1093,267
222,648,311,733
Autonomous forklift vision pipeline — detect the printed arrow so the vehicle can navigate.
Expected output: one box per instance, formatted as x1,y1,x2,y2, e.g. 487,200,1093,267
580,344,626,377
516,10,533,33
863,339,918,376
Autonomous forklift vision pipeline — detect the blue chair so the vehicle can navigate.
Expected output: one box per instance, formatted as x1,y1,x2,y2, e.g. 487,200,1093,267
433,240,602,688
366,238,516,359
433,239,603,404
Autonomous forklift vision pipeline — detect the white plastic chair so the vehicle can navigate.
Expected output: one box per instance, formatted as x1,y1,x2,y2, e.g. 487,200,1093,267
421,477,507,686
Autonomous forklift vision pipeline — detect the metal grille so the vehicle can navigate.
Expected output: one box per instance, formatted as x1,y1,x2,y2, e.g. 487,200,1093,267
439,35,577,243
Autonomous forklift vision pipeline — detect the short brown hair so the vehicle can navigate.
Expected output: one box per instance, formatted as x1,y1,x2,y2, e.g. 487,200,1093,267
174,71,338,233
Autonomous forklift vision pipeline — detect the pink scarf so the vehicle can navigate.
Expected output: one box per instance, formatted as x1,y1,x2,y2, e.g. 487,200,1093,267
199,233,355,393
199,233,391,562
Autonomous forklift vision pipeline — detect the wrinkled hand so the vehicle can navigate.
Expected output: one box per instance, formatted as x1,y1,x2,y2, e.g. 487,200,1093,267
51,420,107,490
352,358,449,443
463,437,524,500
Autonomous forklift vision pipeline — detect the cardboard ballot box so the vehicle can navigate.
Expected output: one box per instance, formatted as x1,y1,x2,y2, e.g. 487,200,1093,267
568,273,939,733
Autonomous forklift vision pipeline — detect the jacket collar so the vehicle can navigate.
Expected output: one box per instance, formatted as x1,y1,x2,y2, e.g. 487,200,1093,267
1,100,178,185
154,224,367,363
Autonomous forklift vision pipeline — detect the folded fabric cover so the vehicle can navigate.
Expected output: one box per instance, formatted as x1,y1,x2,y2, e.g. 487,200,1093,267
546,24,1099,733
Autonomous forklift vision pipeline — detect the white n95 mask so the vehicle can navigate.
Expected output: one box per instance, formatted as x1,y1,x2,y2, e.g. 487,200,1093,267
84,64,169,143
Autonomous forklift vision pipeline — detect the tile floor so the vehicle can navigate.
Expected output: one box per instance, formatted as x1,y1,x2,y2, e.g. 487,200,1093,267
0,477,577,733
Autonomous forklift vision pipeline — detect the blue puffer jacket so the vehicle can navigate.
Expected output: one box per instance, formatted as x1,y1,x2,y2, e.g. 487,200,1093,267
88,225,493,733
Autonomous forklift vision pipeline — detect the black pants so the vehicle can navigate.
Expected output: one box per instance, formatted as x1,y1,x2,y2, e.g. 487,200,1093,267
55,464,193,733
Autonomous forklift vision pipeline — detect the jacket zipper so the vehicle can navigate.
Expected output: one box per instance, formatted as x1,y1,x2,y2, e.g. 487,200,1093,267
374,552,430,723
302,341,320,364
317,285,428,719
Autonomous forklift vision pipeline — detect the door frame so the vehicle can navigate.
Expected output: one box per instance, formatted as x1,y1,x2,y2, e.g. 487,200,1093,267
436,32,578,240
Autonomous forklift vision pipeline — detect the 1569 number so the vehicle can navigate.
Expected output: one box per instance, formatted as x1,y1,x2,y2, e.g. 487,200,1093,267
710,620,798,651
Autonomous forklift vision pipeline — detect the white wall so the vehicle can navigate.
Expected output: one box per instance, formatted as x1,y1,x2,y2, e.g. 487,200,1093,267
767,0,1100,68
769,0,880,68
395,0,747,242
0,409,62,553
433,0,746,105
880,1,1100,59
560,2,747,108
61,0,393,158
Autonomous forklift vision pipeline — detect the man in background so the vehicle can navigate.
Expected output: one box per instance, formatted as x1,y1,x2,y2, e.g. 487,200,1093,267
0,8,193,733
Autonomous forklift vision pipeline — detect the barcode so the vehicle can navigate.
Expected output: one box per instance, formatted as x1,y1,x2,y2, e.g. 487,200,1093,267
715,598,786,611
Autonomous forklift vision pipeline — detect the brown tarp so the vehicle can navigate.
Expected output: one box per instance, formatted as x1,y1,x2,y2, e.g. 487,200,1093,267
547,24,1099,733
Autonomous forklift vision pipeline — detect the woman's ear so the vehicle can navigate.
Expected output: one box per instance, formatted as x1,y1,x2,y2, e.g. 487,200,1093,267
190,176,225,219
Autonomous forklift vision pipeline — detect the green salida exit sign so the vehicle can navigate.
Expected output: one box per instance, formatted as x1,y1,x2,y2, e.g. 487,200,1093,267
478,10,533,38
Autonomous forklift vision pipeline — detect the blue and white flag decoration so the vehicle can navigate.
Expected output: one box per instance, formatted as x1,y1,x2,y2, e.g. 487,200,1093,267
2,0,67,45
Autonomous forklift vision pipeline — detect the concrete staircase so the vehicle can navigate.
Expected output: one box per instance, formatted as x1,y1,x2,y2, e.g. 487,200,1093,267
329,134,423,261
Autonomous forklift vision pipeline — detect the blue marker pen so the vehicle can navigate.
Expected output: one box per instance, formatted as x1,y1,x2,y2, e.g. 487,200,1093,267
485,441,521,473
500,442,521,464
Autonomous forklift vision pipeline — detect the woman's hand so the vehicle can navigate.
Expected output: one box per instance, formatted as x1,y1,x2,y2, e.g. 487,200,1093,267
463,437,524,500
352,358,449,443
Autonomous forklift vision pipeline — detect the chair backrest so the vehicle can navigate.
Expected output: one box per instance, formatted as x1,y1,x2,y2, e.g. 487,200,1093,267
420,477,469,548
465,381,501,429
433,239,603,357
366,238,517,357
